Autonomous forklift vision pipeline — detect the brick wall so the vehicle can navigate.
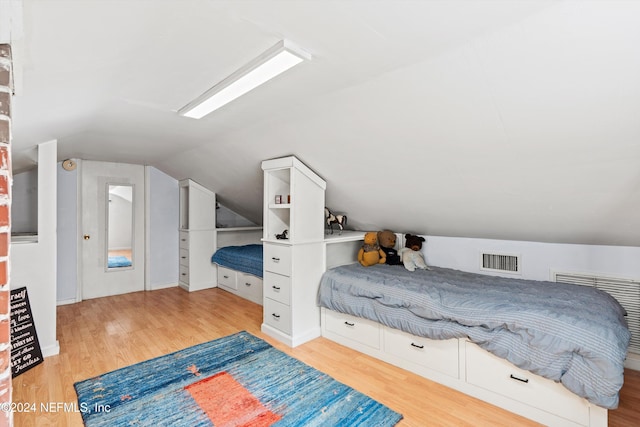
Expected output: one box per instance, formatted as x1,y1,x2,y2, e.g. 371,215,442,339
0,43,12,427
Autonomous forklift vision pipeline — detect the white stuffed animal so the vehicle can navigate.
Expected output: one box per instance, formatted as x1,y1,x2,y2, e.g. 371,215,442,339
399,234,431,272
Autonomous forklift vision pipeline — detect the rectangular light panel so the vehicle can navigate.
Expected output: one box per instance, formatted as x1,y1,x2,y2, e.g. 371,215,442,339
179,40,311,119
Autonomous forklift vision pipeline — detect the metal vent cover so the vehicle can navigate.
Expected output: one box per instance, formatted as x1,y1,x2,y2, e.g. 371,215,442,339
480,252,521,274
554,271,640,354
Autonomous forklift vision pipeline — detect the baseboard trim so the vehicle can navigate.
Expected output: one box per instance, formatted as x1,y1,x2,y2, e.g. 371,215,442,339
149,282,178,291
56,298,77,306
42,341,60,358
625,352,640,371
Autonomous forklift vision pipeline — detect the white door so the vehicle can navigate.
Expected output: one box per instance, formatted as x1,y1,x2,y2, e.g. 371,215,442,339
81,161,145,299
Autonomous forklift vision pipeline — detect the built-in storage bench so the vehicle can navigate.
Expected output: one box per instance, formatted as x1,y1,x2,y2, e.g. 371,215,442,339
321,307,608,427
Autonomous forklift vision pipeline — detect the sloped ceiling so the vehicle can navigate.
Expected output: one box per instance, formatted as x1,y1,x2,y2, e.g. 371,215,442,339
7,0,640,246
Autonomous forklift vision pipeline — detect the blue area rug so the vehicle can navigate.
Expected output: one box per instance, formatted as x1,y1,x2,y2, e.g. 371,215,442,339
74,331,402,426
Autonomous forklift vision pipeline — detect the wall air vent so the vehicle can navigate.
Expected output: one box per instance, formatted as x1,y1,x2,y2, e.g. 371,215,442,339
554,272,640,354
480,252,521,274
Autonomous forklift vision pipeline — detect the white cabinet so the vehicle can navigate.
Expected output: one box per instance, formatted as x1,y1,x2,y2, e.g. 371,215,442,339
178,179,216,292
217,266,263,305
465,341,590,426
261,156,326,347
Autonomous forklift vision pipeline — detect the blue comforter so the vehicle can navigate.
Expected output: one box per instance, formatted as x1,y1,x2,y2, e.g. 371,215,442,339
318,263,630,409
211,244,263,278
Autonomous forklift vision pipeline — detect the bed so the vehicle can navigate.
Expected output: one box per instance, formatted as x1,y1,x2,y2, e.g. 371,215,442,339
318,262,630,426
211,244,263,305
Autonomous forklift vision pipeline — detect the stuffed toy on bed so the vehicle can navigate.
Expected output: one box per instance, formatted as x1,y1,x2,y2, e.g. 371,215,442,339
399,234,431,272
358,232,387,267
377,230,402,265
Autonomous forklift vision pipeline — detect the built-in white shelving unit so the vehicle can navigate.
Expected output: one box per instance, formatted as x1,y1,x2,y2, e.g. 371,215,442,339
178,179,216,292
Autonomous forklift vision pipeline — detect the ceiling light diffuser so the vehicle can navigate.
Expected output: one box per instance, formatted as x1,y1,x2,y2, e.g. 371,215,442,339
179,40,311,119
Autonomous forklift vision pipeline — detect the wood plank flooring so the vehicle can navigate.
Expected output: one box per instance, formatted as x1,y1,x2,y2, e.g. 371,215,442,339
12,287,640,426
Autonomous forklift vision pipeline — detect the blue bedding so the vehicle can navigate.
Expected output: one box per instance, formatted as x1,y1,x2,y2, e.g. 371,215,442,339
318,263,630,409
211,244,263,278
108,256,132,268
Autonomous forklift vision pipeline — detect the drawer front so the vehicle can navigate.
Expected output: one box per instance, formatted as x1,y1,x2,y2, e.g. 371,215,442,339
179,231,189,249
384,328,459,378
263,271,291,305
263,298,291,334
324,310,380,350
238,272,263,304
263,244,292,276
217,267,237,290
465,342,589,425
179,248,189,266
179,265,189,284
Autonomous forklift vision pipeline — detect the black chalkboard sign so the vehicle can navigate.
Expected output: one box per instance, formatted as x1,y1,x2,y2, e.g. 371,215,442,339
10,287,43,377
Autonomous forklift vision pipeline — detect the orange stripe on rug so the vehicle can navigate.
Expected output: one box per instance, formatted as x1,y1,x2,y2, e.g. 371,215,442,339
185,371,281,427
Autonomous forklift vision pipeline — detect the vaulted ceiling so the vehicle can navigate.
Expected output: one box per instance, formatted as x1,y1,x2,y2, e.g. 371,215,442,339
5,0,640,246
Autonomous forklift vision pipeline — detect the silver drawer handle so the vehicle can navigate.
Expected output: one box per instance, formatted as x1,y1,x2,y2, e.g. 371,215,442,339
410,342,424,349
245,282,251,287
181,256,186,259
223,275,229,279
344,321,355,327
272,313,280,319
509,374,529,384
272,257,280,262
272,286,281,290
181,273,187,276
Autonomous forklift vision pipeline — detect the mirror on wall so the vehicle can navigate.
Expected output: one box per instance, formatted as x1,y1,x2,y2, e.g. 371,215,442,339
106,184,134,270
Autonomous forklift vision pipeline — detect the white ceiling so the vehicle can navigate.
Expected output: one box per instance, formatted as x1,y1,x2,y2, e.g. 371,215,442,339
5,0,640,246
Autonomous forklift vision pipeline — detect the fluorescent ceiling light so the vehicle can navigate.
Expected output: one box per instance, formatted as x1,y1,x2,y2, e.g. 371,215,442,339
179,40,311,119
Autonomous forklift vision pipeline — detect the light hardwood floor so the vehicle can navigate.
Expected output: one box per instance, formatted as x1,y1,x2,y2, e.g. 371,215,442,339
12,287,640,426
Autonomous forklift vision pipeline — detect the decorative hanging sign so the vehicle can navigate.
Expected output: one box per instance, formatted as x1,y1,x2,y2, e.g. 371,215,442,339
10,287,43,377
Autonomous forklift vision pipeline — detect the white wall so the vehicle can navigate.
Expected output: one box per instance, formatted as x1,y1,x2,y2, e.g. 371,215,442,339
11,140,59,357
11,168,37,233
147,167,178,290
56,160,78,303
424,235,640,282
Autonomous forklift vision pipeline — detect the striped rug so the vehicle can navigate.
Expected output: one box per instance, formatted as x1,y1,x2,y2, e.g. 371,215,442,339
74,331,402,426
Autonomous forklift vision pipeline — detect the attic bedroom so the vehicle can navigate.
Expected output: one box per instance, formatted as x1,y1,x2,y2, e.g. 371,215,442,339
1,1,639,426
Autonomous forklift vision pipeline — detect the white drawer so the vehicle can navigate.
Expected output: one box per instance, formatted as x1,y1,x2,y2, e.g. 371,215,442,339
263,244,291,276
237,272,263,305
465,341,590,425
263,298,291,334
263,271,291,305
324,310,381,350
179,231,189,249
179,264,189,284
179,248,189,266
217,266,237,290
384,327,459,378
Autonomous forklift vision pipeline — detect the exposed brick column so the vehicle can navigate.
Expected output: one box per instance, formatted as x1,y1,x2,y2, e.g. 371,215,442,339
0,43,13,427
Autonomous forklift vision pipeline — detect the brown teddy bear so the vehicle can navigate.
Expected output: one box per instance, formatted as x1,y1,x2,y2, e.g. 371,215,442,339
358,232,387,267
399,234,431,271
377,230,402,265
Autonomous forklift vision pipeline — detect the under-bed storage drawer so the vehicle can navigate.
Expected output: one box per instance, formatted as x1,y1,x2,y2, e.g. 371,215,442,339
237,272,262,305
384,328,459,379
217,266,237,290
324,310,381,350
465,341,590,425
